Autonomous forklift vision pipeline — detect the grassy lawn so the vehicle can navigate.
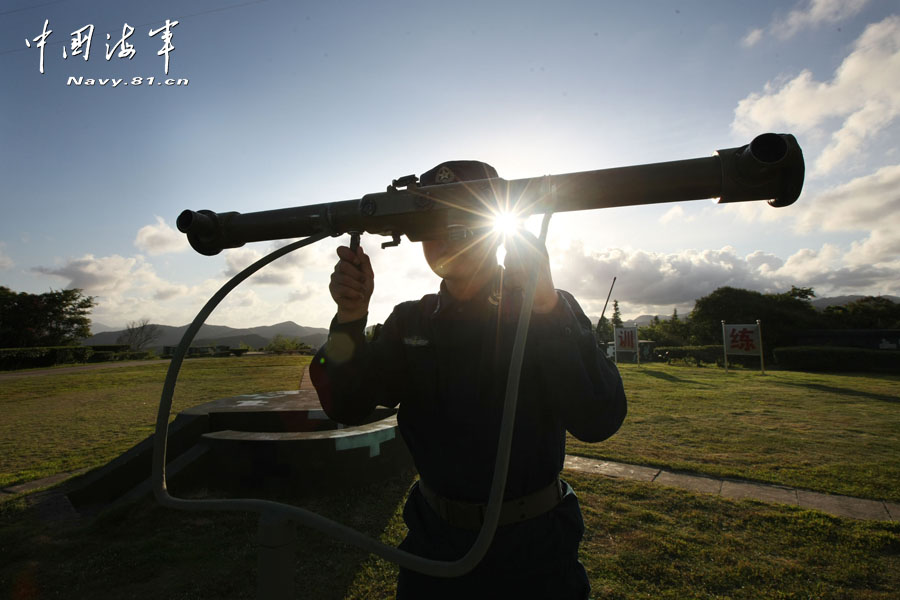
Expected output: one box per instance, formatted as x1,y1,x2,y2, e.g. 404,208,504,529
0,355,311,488
2,471,898,599
569,364,900,502
1,357,899,597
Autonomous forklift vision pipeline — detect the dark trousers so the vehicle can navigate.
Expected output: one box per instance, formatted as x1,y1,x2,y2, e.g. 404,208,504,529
395,482,590,599
396,554,590,599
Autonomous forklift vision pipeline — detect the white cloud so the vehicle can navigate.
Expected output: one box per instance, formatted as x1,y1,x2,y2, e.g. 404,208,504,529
772,0,870,40
222,241,317,286
549,239,900,319
740,1,870,48
287,287,314,303
32,253,197,324
658,205,689,224
742,28,764,48
33,254,152,295
134,216,189,255
733,16,900,175
29,241,344,329
796,162,900,264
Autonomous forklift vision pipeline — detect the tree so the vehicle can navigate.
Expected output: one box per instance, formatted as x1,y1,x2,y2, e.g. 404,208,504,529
611,300,623,329
690,286,821,353
824,296,900,329
117,318,162,350
265,334,312,354
785,285,816,301
595,315,613,344
638,308,691,346
0,286,95,347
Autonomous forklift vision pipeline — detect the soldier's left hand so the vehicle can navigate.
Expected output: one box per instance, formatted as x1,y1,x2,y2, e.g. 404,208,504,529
502,230,559,314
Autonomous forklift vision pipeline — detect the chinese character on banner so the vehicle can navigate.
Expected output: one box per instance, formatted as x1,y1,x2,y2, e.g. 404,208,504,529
724,324,760,356
615,327,638,352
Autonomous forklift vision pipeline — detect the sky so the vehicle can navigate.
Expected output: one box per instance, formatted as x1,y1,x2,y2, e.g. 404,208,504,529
1,0,898,331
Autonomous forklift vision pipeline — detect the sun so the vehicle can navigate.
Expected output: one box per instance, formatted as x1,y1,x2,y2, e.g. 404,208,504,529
491,211,521,266
492,211,519,238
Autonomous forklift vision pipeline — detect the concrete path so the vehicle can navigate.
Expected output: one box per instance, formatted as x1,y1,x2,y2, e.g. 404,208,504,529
563,455,900,522
6,456,897,523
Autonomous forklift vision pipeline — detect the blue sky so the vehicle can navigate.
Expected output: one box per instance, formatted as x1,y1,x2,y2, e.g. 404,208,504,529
2,0,898,330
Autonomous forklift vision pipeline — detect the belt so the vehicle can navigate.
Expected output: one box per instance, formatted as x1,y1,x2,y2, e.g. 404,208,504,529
417,478,565,531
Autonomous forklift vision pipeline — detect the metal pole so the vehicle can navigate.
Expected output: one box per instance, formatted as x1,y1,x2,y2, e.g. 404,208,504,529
636,328,641,367
257,512,296,600
721,320,728,373
757,319,766,375
613,328,618,365
599,277,616,324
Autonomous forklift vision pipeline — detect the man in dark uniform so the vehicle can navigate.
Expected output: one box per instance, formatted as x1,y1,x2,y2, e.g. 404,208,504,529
310,160,626,598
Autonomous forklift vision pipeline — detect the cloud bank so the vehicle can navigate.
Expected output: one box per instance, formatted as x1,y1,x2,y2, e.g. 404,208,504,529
743,0,871,47
550,238,900,319
134,216,189,255
734,15,900,175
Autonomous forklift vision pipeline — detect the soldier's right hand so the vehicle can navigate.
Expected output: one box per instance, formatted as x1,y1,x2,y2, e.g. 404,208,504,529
329,245,374,323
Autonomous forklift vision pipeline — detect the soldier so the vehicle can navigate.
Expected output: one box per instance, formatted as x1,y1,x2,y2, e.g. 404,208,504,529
310,160,626,598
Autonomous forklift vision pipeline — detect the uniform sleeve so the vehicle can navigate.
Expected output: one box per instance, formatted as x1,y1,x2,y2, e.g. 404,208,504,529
309,306,408,425
525,290,627,442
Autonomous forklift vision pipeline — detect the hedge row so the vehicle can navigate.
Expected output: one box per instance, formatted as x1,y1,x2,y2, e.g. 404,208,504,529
655,345,723,364
773,346,900,373
652,344,899,372
89,344,131,353
0,346,153,370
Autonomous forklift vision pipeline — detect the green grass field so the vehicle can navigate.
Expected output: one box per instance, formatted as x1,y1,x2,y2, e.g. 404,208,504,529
571,364,900,502
0,355,311,488
2,356,899,598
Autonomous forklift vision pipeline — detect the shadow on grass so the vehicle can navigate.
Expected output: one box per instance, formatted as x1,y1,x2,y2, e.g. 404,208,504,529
777,381,900,404
1,469,416,600
639,368,714,387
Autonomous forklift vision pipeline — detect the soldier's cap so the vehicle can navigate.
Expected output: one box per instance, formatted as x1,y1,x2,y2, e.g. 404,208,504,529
419,160,499,187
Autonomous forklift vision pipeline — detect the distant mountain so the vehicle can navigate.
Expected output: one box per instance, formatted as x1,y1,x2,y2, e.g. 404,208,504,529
193,334,271,349
245,321,328,339
810,295,900,310
89,322,121,334
84,321,329,351
624,314,662,327
589,314,664,328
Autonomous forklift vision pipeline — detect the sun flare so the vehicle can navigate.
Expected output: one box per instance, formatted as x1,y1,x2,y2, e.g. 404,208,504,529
492,211,519,238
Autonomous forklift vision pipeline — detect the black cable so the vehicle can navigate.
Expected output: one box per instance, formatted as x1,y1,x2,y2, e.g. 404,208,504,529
152,214,552,578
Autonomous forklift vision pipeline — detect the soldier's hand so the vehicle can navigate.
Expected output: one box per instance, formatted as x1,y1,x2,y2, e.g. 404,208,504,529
329,245,374,323
503,230,559,314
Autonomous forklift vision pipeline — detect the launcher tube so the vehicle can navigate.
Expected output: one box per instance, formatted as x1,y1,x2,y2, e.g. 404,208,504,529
178,133,803,255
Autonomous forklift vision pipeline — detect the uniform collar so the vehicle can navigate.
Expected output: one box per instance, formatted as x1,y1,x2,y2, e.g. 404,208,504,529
433,269,501,319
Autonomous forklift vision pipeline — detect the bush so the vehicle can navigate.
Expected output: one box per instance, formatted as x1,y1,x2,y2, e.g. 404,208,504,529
88,344,131,353
774,346,900,373
118,351,154,361
88,351,118,363
655,345,723,365
0,346,94,370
